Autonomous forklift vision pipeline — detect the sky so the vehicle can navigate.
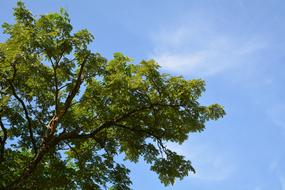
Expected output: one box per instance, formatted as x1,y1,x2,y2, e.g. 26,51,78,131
1,0,285,189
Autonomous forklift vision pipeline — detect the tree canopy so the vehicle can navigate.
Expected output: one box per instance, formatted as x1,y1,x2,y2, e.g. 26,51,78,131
0,2,225,189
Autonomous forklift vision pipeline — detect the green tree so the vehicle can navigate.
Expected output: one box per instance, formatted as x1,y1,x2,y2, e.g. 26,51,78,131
0,2,225,190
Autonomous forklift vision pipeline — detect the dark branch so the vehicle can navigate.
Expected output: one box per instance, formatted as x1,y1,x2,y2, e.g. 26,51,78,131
51,59,59,114
7,64,37,154
47,56,88,135
60,102,181,141
113,123,161,139
113,123,167,157
58,82,72,90
50,51,65,114
0,118,8,162
62,57,88,114
5,138,55,189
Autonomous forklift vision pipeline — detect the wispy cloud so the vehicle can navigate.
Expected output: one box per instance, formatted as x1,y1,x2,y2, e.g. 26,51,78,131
268,160,285,190
167,142,235,182
149,23,267,77
266,105,285,129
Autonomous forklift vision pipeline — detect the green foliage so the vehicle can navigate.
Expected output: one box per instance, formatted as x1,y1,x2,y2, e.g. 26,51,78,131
0,2,225,189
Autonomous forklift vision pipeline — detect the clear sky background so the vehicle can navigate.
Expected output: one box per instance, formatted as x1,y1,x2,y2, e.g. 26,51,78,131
1,0,285,189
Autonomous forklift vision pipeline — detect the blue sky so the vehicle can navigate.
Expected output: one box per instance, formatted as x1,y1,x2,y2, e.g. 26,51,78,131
1,0,285,189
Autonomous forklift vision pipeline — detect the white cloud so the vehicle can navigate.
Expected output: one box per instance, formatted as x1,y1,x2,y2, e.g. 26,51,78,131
149,24,267,77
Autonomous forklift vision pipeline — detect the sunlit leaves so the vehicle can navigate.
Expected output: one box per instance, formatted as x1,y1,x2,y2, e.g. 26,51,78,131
151,150,195,186
0,2,225,189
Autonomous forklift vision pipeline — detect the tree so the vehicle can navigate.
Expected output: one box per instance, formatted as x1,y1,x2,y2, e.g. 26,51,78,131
0,2,225,190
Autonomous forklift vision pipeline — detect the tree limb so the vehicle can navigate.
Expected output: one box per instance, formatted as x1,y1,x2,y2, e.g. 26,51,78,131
113,123,168,158
63,57,88,114
0,118,7,162
47,56,88,135
7,64,37,154
50,51,64,115
51,60,59,114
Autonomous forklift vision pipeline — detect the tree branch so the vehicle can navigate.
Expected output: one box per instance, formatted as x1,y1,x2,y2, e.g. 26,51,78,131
52,60,59,114
113,123,167,158
7,64,37,154
5,137,56,189
61,102,181,141
50,52,65,115
113,123,160,139
58,104,158,141
47,56,89,135
58,82,72,90
0,118,7,162
63,57,88,114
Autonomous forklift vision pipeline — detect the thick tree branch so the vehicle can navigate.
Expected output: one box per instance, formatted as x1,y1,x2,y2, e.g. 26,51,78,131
47,56,88,135
63,57,88,113
5,137,57,189
0,118,8,162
